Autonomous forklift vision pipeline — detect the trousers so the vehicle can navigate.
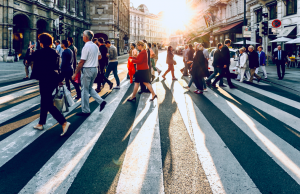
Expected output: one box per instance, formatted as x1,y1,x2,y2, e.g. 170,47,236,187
97,63,112,89
81,68,104,113
276,60,285,79
255,66,267,78
249,68,261,82
206,67,223,85
62,71,81,97
105,61,120,86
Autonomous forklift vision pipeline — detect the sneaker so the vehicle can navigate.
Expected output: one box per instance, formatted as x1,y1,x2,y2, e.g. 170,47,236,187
203,89,208,92
113,86,120,89
109,83,113,90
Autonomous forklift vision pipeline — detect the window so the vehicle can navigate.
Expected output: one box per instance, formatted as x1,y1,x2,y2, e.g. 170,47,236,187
269,4,277,19
286,0,297,15
256,9,262,23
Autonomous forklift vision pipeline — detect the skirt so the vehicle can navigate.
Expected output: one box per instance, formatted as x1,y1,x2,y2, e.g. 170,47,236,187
134,69,150,83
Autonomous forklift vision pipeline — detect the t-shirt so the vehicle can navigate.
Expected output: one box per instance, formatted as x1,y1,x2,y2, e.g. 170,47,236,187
81,41,101,67
56,44,63,57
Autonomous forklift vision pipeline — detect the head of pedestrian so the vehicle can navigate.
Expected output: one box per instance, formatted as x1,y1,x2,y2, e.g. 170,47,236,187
217,43,223,50
55,40,60,46
277,45,282,50
147,43,151,49
197,43,204,51
248,45,254,52
67,37,73,47
61,40,69,50
137,41,145,51
105,40,111,48
152,43,156,48
82,30,94,43
38,33,54,49
258,46,263,52
98,38,105,45
188,44,193,50
168,46,172,52
131,43,136,49
224,39,231,46
92,38,99,46
239,47,244,54
185,44,188,49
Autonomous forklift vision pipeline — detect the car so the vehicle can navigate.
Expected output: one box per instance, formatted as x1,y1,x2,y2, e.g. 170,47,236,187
207,47,217,53
207,48,239,76
175,46,185,55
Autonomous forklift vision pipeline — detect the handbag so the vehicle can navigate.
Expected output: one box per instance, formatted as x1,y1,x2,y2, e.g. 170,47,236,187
63,85,75,107
53,86,68,113
74,71,81,84
173,60,177,65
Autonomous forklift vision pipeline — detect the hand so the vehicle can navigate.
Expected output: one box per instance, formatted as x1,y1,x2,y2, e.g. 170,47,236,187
25,60,27,64
262,64,265,66
72,74,76,80
275,57,278,60
224,65,227,68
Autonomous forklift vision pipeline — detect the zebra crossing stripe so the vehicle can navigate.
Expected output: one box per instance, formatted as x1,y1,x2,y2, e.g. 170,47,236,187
0,85,39,104
231,80,300,110
116,83,164,194
222,87,300,132
19,79,131,194
205,87,300,185
0,80,37,93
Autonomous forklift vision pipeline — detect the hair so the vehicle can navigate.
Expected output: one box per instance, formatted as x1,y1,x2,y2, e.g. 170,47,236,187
189,44,193,50
39,33,54,48
55,40,60,44
257,46,263,49
277,45,281,47
92,38,98,43
152,43,156,47
147,43,151,48
137,41,145,48
67,37,73,44
142,39,147,43
105,40,111,44
83,30,94,41
224,39,231,45
248,45,254,50
61,40,69,48
168,46,172,52
131,43,136,48
239,48,244,52
98,37,104,44
217,43,222,48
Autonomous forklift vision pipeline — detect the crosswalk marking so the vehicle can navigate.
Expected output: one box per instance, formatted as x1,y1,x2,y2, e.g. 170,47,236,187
0,85,39,104
221,87,300,132
116,83,164,194
232,79,270,86
19,79,131,194
0,80,37,93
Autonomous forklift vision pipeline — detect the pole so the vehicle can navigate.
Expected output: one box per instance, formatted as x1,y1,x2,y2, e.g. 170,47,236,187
243,0,247,49
8,28,12,56
117,0,120,56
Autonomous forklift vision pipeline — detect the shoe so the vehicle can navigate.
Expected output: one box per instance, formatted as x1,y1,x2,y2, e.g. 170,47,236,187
33,124,44,131
278,78,282,80
162,75,166,80
23,77,29,80
183,86,190,89
100,101,107,112
95,88,101,93
219,84,227,87
109,82,113,90
75,96,81,100
113,86,120,89
257,78,261,83
194,90,199,94
150,95,157,101
203,89,208,92
211,84,218,89
61,122,71,136
230,85,238,89
172,78,178,80
127,97,136,102
76,112,91,116
158,70,162,76
264,77,267,79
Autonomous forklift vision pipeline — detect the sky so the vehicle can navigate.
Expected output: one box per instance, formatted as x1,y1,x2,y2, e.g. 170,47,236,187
130,0,192,31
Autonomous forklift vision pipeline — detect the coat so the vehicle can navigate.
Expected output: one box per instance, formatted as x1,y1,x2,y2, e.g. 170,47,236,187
273,50,287,63
212,49,223,68
258,51,266,66
166,50,174,64
236,52,248,69
248,51,259,69
192,50,208,78
221,45,230,66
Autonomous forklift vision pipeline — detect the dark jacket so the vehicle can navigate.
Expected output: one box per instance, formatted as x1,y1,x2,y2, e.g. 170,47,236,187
99,44,108,67
221,45,230,66
248,51,259,69
68,44,78,72
61,48,74,74
274,50,287,63
192,50,207,78
187,49,195,61
212,49,223,68
30,47,60,82
166,50,174,64
24,48,33,65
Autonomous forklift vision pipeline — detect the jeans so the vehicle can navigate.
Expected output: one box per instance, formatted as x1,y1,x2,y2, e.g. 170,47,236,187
105,61,120,86
207,67,223,85
81,68,104,113
97,63,112,89
183,61,190,75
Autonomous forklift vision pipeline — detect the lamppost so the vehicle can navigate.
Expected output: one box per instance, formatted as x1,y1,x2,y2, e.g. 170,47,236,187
243,0,247,48
117,0,120,56
8,27,13,56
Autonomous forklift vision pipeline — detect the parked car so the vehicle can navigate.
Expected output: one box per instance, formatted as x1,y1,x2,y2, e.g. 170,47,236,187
208,48,239,76
175,46,184,55
207,47,217,53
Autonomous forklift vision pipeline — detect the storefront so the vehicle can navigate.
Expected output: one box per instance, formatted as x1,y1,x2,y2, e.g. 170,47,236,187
213,21,244,47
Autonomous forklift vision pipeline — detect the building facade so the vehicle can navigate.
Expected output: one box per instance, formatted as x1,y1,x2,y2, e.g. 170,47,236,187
89,0,130,55
129,4,169,44
1,0,92,61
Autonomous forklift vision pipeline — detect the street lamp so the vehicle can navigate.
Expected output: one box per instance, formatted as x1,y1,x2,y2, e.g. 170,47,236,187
243,0,246,48
8,27,13,56
117,0,120,56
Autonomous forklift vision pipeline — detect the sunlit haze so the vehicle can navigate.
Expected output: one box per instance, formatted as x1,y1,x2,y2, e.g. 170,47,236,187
130,0,193,32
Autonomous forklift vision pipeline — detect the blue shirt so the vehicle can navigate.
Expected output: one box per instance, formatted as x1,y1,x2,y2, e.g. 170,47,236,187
56,44,63,57
61,48,74,73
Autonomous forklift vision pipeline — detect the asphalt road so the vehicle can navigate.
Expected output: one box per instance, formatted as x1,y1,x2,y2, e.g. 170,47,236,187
0,51,300,194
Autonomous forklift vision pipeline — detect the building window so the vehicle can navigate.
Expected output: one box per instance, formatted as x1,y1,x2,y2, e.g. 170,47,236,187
269,4,277,19
256,9,262,23
286,0,297,15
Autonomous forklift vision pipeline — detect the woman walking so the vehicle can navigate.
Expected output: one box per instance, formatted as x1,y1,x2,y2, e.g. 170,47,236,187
236,48,248,82
162,46,177,80
23,42,34,79
127,41,157,102
30,33,71,136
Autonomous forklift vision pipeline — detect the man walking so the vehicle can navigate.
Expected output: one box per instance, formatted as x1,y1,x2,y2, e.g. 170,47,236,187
105,40,120,89
206,43,224,87
55,40,63,64
72,30,106,116
255,46,267,79
211,39,237,89
182,44,189,76
248,46,261,83
67,37,78,74
274,45,287,80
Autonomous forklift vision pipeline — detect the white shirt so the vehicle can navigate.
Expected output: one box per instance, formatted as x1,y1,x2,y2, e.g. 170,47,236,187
81,41,101,67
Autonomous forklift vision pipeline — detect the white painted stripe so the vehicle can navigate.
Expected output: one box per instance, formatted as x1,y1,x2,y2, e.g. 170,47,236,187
0,80,37,93
203,86,300,186
222,87,300,132
116,83,164,194
171,76,260,194
231,80,300,110
0,72,24,78
19,79,131,194
0,85,39,104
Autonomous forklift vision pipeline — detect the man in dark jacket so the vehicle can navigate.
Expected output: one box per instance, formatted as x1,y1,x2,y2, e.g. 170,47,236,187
206,43,224,86
248,46,261,83
67,37,78,73
211,39,236,89
273,45,287,80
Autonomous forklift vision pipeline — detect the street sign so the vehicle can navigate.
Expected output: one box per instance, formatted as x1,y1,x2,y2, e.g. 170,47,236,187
243,26,251,37
115,32,120,39
272,19,281,28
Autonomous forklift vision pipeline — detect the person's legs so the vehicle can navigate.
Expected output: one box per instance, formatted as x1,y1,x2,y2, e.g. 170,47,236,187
224,68,233,87
188,76,193,87
281,62,286,79
218,68,224,85
25,64,29,77
143,82,156,97
276,61,281,78
255,66,259,74
206,68,217,83
105,62,113,78
249,69,256,82
202,77,206,90
112,61,120,86
81,68,93,113
240,68,246,82
70,78,81,97
162,64,172,78
261,66,267,78
170,64,175,78
131,83,140,98
183,61,188,75
194,77,203,91
88,68,104,105
64,73,72,91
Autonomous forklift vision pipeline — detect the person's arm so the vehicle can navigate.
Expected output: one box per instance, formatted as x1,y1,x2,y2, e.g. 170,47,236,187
72,60,85,80
61,51,67,69
132,52,143,64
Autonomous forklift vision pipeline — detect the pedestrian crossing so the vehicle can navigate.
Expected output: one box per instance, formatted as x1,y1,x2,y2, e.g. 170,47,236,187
0,68,300,193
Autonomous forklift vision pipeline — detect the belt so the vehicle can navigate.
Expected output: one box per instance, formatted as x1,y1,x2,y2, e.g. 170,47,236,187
82,67,97,68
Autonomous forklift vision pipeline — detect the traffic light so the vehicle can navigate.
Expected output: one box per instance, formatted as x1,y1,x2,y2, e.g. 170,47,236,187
256,23,259,33
258,22,263,37
262,13,268,18
262,21,268,35
59,15,64,35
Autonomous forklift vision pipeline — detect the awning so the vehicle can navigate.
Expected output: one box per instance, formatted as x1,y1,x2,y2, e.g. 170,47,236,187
190,31,210,41
233,40,259,45
285,37,300,44
213,21,243,34
277,26,296,37
270,37,293,42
